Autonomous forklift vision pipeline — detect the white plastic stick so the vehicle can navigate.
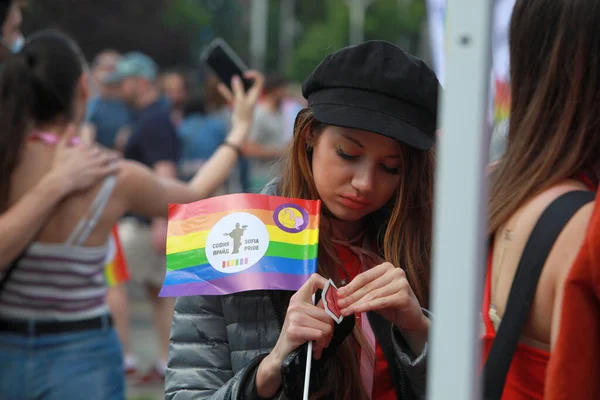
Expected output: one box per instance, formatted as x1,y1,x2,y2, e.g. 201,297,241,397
303,293,316,400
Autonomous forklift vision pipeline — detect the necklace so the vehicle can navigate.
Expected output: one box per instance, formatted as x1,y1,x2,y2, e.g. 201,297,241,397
496,228,514,267
491,212,523,297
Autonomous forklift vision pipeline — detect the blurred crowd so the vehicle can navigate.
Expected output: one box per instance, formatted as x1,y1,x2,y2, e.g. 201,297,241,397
83,49,307,383
87,49,305,194
2,1,600,400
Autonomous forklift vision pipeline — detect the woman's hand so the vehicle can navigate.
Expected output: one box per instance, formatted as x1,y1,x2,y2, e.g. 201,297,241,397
337,262,429,354
273,273,334,362
217,71,265,147
256,274,333,398
337,262,428,332
46,125,120,196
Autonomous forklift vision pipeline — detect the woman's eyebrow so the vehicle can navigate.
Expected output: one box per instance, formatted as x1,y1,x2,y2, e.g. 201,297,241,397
341,133,364,148
341,133,401,159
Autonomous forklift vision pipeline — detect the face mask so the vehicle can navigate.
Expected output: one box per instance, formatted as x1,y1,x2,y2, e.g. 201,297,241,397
10,34,24,53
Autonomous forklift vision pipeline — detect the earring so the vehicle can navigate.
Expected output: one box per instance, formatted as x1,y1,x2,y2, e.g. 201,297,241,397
306,143,313,152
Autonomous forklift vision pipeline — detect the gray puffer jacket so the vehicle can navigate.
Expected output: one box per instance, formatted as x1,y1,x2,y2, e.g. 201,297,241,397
165,181,430,400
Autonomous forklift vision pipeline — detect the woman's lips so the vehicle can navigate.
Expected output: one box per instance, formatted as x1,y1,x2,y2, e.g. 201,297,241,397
339,195,372,210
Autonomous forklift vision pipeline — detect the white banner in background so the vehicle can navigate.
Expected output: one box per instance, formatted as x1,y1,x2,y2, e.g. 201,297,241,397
426,0,515,85
426,0,448,86
427,0,516,160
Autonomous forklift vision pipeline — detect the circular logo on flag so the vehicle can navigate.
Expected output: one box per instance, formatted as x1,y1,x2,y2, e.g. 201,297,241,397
273,204,309,233
205,212,270,274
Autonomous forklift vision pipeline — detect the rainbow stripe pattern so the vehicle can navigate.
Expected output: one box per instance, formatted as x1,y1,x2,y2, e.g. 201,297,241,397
104,226,130,287
159,193,321,297
494,78,511,125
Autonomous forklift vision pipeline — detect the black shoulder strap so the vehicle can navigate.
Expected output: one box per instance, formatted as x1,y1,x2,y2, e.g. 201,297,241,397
0,249,27,297
483,190,596,400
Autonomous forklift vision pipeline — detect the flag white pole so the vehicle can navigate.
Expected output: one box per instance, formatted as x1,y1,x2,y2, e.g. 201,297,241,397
427,0,494,399
303,341,313,400
303,293,316,400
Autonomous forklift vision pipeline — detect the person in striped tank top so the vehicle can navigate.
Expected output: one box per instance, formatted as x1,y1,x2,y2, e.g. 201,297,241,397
0,30,264,400
0,2,121,271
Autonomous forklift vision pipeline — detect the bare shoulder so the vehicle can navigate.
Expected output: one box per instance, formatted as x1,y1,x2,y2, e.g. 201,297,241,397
113,160,155,201
538,181,595,240
502,181,595,280
538,182,595,284
558,202,594,248
117,159,153,183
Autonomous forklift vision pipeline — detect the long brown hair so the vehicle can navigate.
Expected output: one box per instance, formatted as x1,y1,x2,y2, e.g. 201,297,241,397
278,108,435,399
0,30,85,211
489,0,600,234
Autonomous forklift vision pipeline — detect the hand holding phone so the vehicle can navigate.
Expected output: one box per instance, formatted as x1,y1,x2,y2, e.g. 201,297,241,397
202,38,254,92
214,70,264,147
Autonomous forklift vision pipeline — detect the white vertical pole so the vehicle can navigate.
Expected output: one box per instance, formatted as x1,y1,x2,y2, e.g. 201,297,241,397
250,0,269,71
427,0,494,400
278,0,295,73
347,0,370,45
425,0,448,85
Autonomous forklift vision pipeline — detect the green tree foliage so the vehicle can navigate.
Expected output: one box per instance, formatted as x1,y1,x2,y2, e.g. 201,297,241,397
20,0,426,80
163,0,212,29
287,0,426,82
163,0,214,69
286,0,347,81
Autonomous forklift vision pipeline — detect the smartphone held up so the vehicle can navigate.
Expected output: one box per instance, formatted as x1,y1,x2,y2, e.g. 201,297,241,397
201,38,254,92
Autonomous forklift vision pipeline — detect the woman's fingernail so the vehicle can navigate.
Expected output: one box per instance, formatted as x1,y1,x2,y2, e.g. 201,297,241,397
337,299,347,307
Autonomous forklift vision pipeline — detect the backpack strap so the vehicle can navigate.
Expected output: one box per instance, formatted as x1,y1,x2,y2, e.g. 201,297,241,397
483,190,596,400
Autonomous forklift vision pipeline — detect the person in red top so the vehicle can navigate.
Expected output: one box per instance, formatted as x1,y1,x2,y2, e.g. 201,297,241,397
545,184,600,400
483,0,600,398
166,40,440,400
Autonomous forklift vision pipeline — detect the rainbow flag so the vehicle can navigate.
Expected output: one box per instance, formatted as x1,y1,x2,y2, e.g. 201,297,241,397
159,193,321,297
494,78,511,125
104,226,130,287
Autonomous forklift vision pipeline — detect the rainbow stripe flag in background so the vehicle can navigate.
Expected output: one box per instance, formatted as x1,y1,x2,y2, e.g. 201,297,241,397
494,79,511,125
159,193,321,297
105,226,130,287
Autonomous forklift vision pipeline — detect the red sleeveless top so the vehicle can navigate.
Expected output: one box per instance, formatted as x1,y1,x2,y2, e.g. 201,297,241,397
546,174,599,399
481,250,549,399
482,172,598,399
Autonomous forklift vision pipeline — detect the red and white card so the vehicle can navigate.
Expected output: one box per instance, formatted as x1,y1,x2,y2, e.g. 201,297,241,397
322,279,344,324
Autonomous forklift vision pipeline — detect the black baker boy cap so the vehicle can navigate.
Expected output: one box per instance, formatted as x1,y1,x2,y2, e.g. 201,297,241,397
302,40,441,151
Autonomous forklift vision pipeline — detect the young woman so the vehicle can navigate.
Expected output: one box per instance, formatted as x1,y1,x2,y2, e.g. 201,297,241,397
0,30,263,400
0,128,119,268
167,40,440,400
482,0,600,398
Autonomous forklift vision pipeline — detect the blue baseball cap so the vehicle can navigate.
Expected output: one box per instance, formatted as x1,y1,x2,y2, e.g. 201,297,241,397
103,52,158,84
